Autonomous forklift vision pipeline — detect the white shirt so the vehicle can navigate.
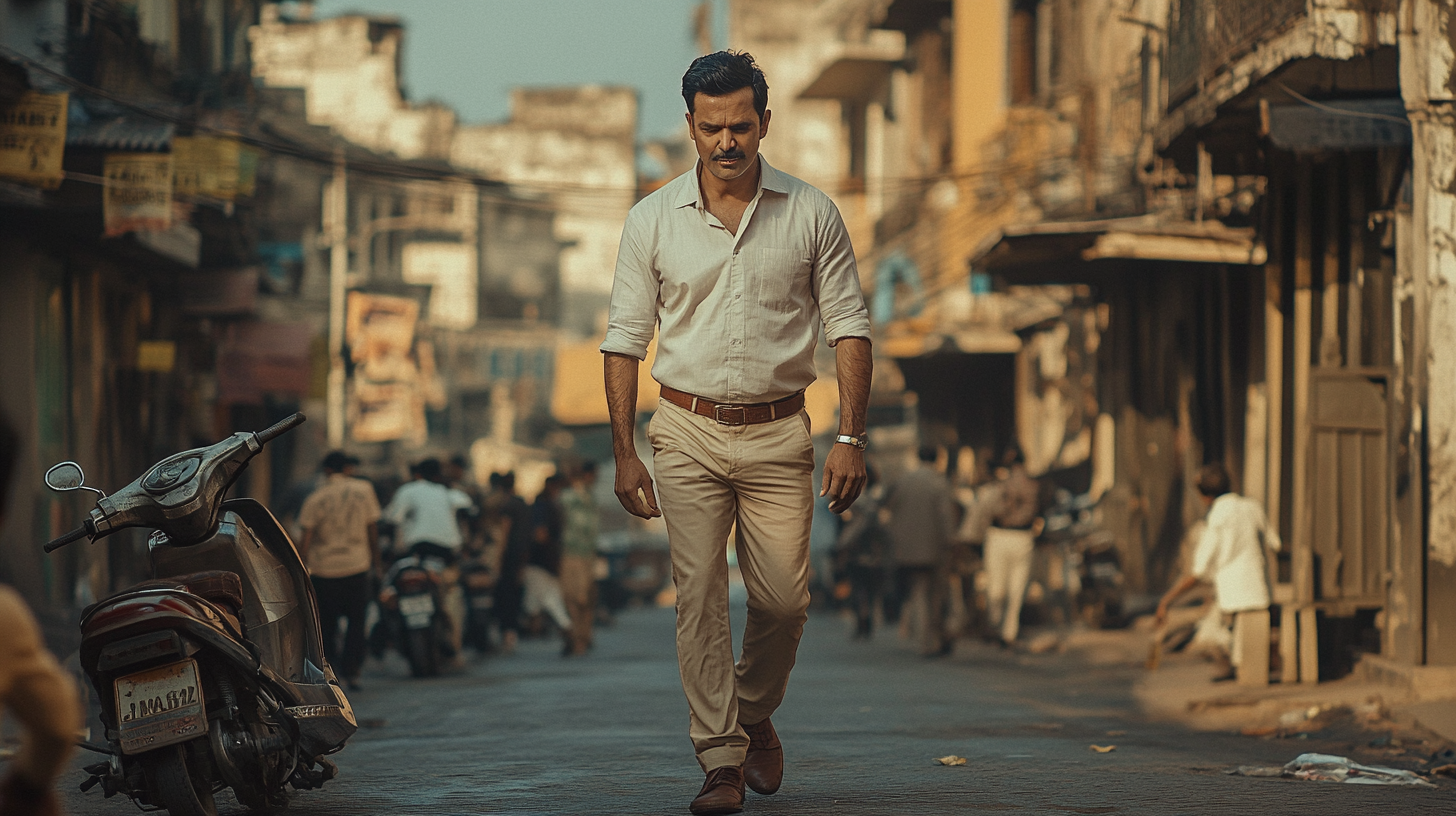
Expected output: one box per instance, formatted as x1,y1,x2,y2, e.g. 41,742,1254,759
599,157,872,403
1192,493,1282,612
384,480,474,550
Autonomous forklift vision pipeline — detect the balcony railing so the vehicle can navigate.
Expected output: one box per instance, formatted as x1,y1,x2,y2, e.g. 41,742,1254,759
1166,0,1307,105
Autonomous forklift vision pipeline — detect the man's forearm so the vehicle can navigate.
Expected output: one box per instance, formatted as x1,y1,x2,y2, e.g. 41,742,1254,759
604,352,641,459
834,337,872,435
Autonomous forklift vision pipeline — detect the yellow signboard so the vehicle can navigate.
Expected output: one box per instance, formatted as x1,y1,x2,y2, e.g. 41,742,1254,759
173,135,239,201
0,91,68,189
103,153,173,237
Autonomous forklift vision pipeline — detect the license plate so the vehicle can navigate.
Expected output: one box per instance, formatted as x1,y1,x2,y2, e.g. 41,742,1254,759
114,659,207,754
398,593,435,628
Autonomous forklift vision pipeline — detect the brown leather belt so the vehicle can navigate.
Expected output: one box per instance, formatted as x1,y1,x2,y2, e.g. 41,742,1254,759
660,386,805,426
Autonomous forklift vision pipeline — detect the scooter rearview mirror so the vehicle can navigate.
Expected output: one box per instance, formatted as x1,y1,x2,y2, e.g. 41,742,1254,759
44,462,106,498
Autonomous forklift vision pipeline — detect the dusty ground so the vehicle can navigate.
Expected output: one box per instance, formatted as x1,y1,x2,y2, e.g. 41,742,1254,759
43,605,1456,815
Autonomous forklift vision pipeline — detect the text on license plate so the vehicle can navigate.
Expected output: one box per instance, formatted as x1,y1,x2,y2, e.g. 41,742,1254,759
398,594,434,617
114,659,207,754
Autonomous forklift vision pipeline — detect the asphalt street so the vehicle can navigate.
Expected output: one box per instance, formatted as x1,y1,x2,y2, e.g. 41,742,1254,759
57,604,1456,815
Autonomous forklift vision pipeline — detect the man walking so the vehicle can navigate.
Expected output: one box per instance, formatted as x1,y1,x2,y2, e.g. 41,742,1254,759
983,449,1042,648
1156,463,1280,682
601,50,872,815
559,461,602,656
298,450,382,691
883,447,958,656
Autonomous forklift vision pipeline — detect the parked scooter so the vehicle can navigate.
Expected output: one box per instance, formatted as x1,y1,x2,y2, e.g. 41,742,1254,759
376,543,455,677
42,414,355,816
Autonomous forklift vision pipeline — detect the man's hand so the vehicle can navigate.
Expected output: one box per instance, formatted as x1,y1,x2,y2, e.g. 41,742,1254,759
820,443,866,514
614,455,661,519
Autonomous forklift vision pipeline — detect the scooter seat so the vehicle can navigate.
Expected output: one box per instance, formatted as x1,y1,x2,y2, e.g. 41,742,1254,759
85,571,245,618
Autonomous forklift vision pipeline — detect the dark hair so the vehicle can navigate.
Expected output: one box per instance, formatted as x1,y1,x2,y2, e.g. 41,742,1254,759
682,50,769,120
917,446,938,463
321,450,349,473
416,458,443,483
1197,463,1232,498
449,454,469,470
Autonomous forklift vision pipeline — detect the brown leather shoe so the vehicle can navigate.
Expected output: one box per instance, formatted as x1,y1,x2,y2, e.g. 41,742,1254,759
741,718,783,795
689,766,744,815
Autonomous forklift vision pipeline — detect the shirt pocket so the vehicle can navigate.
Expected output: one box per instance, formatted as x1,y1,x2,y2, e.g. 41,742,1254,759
749,244,813,310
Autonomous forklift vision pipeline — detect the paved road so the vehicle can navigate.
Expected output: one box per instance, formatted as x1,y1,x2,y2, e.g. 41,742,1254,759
58,605,1455,815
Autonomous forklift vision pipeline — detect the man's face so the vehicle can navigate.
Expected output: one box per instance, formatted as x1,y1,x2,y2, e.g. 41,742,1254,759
687,87,770,183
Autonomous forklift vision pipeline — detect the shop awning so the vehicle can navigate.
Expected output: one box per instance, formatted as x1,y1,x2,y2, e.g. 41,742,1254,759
972,216,1266,271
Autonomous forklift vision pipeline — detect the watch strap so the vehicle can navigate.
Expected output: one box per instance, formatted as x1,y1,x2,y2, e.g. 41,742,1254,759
835,434,867,450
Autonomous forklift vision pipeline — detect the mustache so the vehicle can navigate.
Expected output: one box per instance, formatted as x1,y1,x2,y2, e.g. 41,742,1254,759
712,150,747,161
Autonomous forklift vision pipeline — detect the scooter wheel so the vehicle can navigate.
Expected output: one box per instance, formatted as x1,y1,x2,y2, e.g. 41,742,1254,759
150,743,217,816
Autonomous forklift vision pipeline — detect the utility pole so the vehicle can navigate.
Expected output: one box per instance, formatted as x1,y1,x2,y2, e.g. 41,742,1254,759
327,150,348,448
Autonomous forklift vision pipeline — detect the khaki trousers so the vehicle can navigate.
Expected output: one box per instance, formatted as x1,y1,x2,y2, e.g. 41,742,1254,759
647,399,813,772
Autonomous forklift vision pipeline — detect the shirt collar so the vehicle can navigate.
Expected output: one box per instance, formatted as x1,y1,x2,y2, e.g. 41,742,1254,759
671,154,786,209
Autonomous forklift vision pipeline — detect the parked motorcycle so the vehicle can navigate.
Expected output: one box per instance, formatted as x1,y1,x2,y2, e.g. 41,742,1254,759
42,414,356,816
376,543,455,677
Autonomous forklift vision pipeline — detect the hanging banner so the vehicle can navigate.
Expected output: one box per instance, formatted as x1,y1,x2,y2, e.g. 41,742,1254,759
0,91,68,189
172,135,239,200
103,152,173,236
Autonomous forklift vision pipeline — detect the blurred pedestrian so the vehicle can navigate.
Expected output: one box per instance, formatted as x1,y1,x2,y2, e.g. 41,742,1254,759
0,412,81,816
832,464,889,640
488,471,532,653
384,458,475,656
298,450,382,691
523,475,574,650
446,454,486,553
602,49,872,814
883,447,958,656
560,462,602,656
983,448,1043,648
1156,463,1280,681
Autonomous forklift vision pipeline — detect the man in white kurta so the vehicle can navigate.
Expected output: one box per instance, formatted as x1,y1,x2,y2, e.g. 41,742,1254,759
1157,463,1280,682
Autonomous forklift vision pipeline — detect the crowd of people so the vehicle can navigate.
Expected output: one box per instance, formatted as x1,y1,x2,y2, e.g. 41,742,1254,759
293,451,606,682
829,446,1056,656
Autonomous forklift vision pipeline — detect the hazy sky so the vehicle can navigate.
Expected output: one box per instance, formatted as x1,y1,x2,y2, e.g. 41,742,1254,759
312,0,728,141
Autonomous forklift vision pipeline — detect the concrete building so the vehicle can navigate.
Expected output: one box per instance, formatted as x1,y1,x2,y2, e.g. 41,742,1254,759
452,86,639,339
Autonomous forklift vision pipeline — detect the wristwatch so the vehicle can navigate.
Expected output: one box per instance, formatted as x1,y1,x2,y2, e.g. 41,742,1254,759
835,433,868,450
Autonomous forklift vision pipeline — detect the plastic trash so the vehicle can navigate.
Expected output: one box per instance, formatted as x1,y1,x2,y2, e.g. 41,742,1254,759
934,755,967,766
1231,753,1436,787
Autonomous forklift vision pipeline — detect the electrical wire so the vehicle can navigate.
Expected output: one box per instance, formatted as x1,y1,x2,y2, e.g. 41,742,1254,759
1273,81,1411,126
1,42,1047,201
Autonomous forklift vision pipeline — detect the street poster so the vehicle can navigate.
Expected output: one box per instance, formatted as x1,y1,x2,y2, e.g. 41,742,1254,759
103,152,173,236
345,292,426,443
0,91,69,189
172,135,240,200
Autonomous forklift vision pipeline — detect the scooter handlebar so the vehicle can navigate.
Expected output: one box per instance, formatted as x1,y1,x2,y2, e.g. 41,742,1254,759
255,412,306,445
44,523,92,553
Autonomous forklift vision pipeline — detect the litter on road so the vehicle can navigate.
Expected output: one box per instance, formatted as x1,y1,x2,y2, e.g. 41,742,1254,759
934,755,968,766
1231,753,1437,787
1090,745,1117,753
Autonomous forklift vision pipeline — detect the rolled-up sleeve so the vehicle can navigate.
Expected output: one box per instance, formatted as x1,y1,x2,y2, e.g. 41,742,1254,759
811,196,872,346
600,209,659,360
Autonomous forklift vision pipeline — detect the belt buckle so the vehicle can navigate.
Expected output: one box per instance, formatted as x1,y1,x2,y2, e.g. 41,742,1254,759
713,404,747,425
